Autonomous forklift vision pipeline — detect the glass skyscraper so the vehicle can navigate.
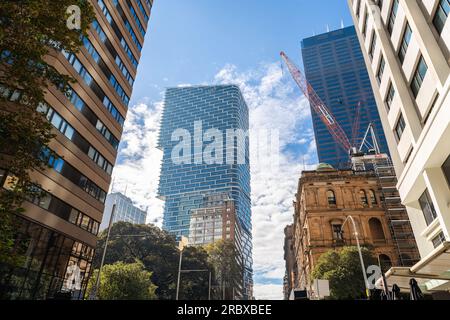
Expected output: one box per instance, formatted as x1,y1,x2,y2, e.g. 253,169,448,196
301,26,389,168
100,192,147,231
157,85,253,299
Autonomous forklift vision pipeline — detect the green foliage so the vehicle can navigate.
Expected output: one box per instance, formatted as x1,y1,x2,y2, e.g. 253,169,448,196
86,261,157,300
0,0,94,261
311,246,377,300
205,239,242,299
94,222,212,300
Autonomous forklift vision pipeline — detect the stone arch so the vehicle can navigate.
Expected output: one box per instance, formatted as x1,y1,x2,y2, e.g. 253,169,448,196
369,217,385,240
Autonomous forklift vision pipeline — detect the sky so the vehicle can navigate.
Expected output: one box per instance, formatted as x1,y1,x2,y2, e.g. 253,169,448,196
112,0,355,300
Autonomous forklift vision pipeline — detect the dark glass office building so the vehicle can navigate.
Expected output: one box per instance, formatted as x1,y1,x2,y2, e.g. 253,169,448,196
158,85,253,299
301,26,389,168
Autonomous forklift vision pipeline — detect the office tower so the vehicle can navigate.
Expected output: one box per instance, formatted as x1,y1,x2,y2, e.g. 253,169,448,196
348,0,450,297
290,164,403,297
100,192,147,231
0,0,152,299
301,26,390,168
188,194,244,299
157,85,253,299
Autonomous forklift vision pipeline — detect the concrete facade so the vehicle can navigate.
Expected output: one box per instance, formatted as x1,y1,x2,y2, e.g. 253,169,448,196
348,0,450,292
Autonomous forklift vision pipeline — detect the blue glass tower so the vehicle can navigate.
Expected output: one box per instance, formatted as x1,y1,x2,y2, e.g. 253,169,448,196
301,26,389,168
157,85,253,299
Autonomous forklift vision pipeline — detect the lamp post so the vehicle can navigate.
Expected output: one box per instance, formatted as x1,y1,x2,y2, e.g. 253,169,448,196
89,202,116,300
340,215,370,298
175,236,189,300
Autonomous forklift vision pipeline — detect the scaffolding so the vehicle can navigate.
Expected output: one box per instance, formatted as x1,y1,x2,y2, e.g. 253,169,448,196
352,154,420,267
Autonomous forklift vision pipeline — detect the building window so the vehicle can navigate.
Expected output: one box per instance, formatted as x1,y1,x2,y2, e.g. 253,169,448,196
369,218,385,240
394,113,406,141
359,190,368,206
419,189,438,226
411,55,428,98
376,56,385,84
369,32,377,60
432,232,446,248
433,0,450,34
443,155,450,188
332,224,343,240
378,0,384,10
369,190,377,205
362,10,369,37
356,0,361,18
388,0,399,34
385,82,395,110
398,23,412,64
327,190,337,206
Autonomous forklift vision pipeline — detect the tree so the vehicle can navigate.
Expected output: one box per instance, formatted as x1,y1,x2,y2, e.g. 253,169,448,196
311,246,377,300
93,222,212,300
0,0,94,262
86,261,157,300
205,240,243,300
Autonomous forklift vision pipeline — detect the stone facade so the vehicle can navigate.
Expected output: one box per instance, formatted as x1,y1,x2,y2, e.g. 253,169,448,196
283,224,295,299
291,166,399,290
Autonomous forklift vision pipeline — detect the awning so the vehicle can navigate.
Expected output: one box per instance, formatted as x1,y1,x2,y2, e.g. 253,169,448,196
385,242,450,292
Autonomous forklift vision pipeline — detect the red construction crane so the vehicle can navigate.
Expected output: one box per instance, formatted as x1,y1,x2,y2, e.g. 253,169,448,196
280,51,352,154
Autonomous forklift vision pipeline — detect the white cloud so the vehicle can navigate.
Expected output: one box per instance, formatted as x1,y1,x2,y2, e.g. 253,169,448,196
254,284,284,300
111,101,165,226
113,62,318,300
214,63,318,300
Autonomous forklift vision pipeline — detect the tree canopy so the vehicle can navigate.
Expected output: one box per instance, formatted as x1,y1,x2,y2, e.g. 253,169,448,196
86,261,157,300
93,222,212,300
205,239,243,300
311,246,377,300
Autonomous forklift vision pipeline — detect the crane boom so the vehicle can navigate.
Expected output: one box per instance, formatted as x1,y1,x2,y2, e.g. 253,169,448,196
280,51,352,153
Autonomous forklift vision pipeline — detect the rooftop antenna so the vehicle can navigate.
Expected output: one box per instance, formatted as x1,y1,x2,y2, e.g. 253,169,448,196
341,19,345,29
326,24,330,32
124,184,128,197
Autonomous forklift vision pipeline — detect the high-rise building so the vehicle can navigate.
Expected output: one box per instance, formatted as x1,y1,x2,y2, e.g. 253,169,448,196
188,194,244,299
0,0,152,299
348,0,450,296
157,85,253,299
301,26,390,168
290,163,409,297
100,192,147,231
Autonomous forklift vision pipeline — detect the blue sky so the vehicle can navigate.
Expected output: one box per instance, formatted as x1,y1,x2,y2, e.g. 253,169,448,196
113,0,356,300
130,0,353,105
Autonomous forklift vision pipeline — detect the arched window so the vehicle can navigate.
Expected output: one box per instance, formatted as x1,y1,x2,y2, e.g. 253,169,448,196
369,190,377,205
379,254,392,273
359,190,368,206
369,218,385,240
331,220,343,240
327,190,336,205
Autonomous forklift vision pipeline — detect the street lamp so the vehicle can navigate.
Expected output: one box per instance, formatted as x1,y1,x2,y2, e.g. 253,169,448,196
340,215,370,298
175,236,212,300
176,236,189,300
89,202,116,300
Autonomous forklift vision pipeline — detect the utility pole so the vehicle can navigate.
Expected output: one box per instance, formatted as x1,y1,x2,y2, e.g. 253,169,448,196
89,202,116,300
